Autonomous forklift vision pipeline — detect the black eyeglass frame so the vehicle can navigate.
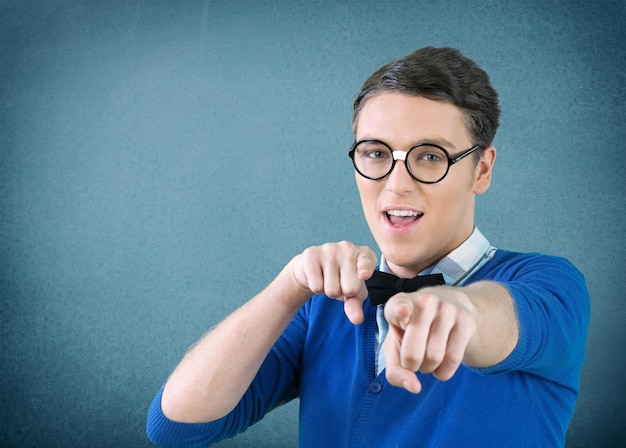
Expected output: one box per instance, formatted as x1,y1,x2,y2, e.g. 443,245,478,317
348,139,483,184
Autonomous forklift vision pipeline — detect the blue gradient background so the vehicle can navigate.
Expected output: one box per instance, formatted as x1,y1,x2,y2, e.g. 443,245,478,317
1,1,624,447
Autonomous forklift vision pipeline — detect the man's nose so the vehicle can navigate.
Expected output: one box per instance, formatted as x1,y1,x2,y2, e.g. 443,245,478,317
385,160,416,195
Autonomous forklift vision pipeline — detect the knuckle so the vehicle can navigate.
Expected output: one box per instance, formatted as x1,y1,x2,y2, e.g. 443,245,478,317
322,240,347,250
402,353,422,370
425,347,444,366
320,242,345,261
445,350,464,367
336,240,354,249
325,285,342,299
337,240,360,258
438,301,458,319
415,292,438,309
307,279,324,295
302,245,320,260
456,309,477,331
433,365,455,381
346,285,362,298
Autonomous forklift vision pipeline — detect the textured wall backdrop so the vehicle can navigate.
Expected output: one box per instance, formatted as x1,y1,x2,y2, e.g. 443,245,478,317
1,1,624,447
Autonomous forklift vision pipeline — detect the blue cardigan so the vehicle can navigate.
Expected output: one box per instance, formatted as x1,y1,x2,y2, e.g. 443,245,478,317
147,250,590,447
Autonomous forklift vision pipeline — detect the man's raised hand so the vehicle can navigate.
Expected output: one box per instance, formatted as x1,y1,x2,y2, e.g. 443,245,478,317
290,241,377,324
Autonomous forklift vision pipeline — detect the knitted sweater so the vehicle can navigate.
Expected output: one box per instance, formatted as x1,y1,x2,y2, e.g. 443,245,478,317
147,250,590,447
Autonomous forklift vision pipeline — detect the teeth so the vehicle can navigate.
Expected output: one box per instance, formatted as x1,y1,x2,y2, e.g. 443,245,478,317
387,210,419,217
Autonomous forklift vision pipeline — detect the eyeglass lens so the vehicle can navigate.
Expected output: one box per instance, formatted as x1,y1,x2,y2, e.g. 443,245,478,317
352,141,449,183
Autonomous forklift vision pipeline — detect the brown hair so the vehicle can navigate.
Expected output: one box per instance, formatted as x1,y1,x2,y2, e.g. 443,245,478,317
352,47,501,150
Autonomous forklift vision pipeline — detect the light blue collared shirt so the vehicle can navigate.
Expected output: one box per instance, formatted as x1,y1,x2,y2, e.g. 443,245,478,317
375,227,496,375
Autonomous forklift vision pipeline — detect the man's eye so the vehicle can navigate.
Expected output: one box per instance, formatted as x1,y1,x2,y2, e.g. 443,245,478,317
367,150,389,159
419,152,443,162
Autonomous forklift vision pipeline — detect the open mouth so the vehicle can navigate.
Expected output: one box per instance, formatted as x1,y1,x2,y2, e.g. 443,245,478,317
385,209,423,227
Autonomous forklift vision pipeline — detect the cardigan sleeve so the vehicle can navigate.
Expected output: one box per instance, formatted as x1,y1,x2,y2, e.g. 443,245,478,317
146,302,309,447
474,252,590,389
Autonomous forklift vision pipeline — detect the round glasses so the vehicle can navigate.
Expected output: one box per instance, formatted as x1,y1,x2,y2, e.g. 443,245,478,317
348,139,482,184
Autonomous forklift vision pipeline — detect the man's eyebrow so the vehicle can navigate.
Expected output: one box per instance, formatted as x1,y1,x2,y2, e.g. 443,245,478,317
357,136,459,150
413,137,458,150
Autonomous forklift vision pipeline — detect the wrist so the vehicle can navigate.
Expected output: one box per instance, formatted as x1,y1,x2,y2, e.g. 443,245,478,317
272,257,314,310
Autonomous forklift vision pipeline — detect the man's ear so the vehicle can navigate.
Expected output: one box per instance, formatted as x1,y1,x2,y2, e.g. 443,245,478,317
473,146,496,194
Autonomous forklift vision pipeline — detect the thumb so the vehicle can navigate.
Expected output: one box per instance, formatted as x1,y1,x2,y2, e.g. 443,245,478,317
345,250,376,325
342,248,376,325
356,247,378,281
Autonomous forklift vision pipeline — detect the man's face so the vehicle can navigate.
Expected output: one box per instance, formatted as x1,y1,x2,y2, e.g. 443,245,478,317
354,93,495,278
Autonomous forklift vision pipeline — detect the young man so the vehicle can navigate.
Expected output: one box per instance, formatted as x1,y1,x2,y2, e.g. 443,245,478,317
147,47,589,447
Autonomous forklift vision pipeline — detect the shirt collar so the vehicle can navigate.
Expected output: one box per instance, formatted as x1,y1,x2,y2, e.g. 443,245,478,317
380,227,496,286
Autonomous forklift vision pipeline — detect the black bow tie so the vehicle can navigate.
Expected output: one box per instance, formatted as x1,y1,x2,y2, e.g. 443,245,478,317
365,270,445,306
